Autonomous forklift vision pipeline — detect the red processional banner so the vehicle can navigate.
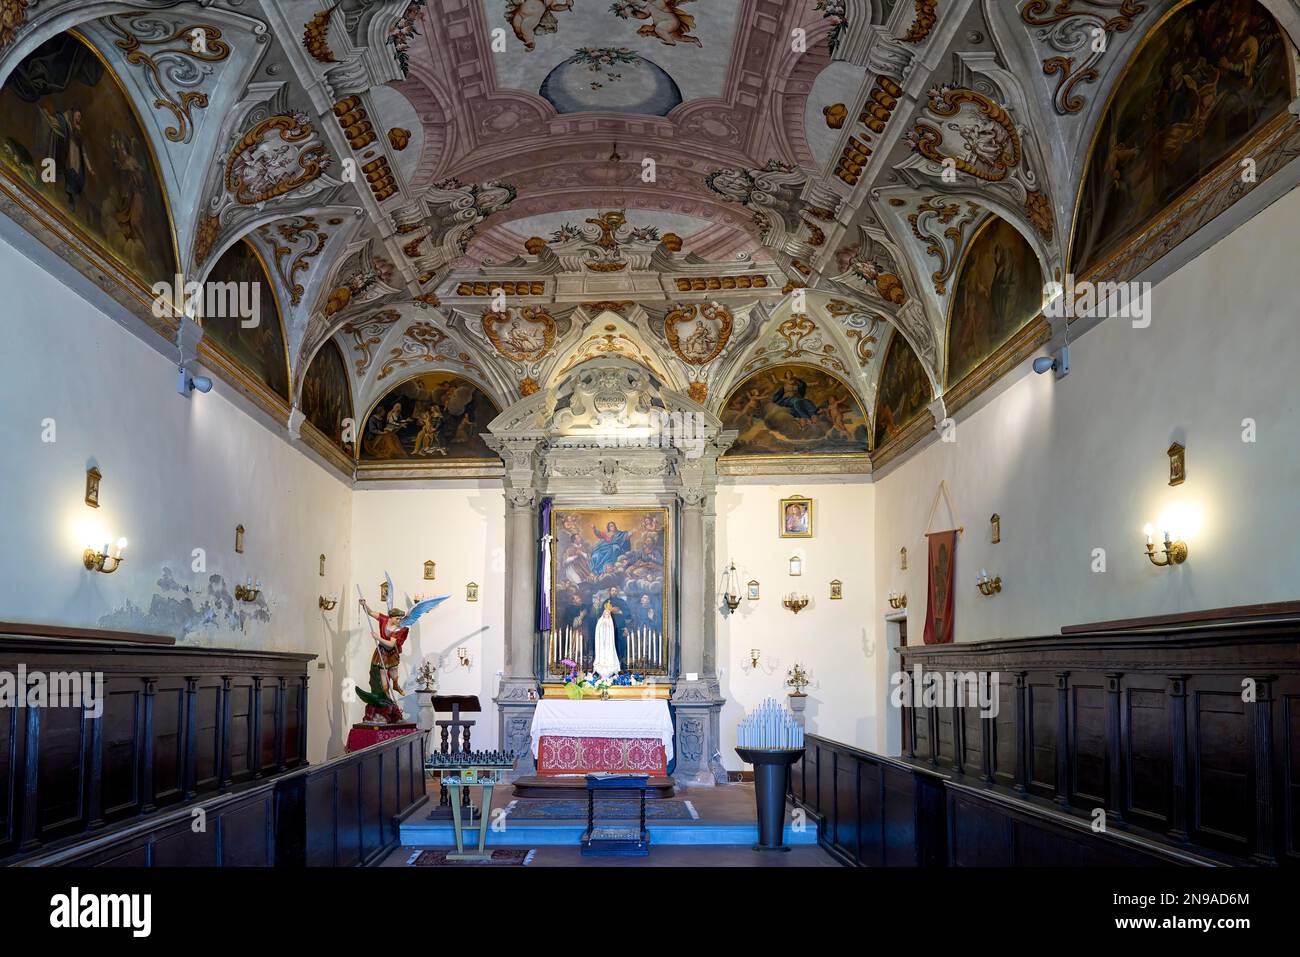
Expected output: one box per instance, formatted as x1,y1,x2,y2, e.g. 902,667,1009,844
922,529,957,645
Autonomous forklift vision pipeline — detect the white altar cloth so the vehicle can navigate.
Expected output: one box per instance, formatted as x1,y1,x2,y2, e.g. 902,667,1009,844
530,699,674,762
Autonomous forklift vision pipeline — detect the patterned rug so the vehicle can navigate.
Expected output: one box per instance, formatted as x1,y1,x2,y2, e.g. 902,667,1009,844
406,849,536,866
504,799,698,821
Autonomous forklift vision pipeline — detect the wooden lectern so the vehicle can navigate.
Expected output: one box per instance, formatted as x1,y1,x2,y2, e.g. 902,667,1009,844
432,694,480,754
431,695,480,814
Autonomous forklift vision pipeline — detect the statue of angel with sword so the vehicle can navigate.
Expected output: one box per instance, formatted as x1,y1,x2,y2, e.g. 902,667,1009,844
356,573,448,724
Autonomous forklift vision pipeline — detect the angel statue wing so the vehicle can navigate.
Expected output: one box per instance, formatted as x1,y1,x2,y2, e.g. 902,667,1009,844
404,595,451,627
385,571,396,612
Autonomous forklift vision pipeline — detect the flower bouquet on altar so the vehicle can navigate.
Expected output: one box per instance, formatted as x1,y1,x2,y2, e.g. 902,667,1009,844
561,660,646,699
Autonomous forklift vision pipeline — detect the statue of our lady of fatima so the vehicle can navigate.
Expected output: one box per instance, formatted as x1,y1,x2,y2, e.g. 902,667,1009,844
592,601,622,680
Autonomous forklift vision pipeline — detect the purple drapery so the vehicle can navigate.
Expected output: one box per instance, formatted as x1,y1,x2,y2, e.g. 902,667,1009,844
537,497,553,632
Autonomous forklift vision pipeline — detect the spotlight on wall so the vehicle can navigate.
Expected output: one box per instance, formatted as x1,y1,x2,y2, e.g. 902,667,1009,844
1032,344,1069,379
177,366,213,397
84,537,127,574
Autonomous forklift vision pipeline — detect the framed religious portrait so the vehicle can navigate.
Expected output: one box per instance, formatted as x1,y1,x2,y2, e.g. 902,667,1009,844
1167,442,1185,486
84,467,101,508
830,580,843,600
779,495,813,538
747,580,760,601
789,556,803,576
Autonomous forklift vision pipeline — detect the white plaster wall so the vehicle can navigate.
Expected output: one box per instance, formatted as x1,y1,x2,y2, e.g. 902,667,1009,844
715,479,876,770
348,485,507,748
870,183,1300,753
0,234,353,763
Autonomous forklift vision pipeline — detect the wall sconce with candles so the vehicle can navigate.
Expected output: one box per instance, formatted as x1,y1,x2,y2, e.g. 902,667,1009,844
1144,524,1188,567
783,592,809,614
976,569,1002,596
887,591,907,610
750,648,761,668
84,537,127,574
722,561,741,612
318,594,338,611
235,578,262,602
456,647,472,669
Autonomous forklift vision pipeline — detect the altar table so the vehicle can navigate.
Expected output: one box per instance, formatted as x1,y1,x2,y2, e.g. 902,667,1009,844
531,699,673,776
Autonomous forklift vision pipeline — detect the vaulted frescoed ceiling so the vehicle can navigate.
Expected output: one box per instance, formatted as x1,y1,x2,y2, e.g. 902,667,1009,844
0,0,1296,478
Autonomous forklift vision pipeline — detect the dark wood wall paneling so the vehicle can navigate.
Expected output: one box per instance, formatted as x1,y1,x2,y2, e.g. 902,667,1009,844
0,629,313,864
791,735,947,867
792,603,1300,867
16,731,426,867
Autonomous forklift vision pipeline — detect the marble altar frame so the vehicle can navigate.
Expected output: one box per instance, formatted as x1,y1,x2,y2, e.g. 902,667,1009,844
484,358,735,785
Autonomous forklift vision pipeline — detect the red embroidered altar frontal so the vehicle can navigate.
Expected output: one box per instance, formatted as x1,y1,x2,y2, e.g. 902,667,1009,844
537,735,667,776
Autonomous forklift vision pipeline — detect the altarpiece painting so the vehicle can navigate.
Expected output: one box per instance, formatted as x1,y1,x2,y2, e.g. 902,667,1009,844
0,31,177,289
550,507,669,675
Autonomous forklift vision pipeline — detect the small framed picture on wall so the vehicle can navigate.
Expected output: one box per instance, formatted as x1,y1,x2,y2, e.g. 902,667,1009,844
747,580,760,601
779,495,813,538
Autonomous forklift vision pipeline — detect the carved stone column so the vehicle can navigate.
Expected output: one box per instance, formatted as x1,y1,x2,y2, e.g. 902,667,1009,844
671,485,726,786
487,434,545,779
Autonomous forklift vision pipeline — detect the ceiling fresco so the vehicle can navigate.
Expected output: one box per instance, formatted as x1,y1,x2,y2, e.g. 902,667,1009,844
0,0,1296,479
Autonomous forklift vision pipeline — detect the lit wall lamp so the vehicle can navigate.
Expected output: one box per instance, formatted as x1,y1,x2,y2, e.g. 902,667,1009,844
84,537,127,574
976,569,1002,596
456,647,472,669
887,591,907,610
783,592,809,614
235,577,262,602
749,648,761,668
318,594,338,611
1144,524,1188,567
723,561,741,612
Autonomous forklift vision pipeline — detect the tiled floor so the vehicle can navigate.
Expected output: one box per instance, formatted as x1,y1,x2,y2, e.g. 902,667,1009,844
381,780,839,867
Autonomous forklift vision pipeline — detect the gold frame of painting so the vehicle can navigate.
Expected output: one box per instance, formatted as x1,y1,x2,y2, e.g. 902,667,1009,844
298,418,356,478
548,504,673,680
0,29,183,335
295,339,358,478
779,495,814,539
353,369,507,475
718,362,872,475
196,237,294,420
941,216,1051,395
1064,0,1299,280
871,326,935,458
869,404,937,472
